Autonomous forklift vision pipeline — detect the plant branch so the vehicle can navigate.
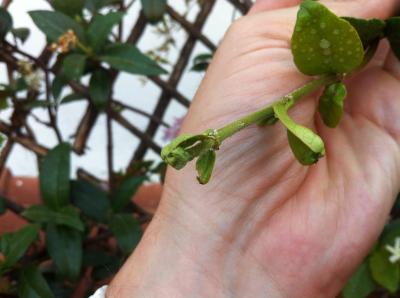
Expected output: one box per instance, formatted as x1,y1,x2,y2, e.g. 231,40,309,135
216,75,338,142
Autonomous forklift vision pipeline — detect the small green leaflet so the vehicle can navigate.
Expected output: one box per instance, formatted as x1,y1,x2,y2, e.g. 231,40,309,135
291,0,364,75
196,150,216,184
273,102,325,165
318,82,347,128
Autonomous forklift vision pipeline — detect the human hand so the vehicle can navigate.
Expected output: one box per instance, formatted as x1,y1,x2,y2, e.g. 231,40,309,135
109,1,400,297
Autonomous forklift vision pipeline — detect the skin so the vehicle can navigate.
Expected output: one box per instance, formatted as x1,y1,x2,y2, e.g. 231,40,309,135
108,0,400,297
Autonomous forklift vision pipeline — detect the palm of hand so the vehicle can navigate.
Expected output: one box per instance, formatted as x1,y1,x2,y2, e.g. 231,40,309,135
162,2,400,297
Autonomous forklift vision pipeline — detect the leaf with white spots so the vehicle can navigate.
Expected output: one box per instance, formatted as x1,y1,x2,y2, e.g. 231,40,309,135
291,0,364,75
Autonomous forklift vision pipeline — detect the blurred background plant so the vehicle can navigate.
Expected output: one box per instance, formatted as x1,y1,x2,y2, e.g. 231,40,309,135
0,0,398,297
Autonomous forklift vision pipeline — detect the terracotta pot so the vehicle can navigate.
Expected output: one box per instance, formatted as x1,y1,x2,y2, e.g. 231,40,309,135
0,168,163,234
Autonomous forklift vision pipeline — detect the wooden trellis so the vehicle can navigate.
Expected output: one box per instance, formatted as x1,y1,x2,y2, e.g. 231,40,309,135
0,0,252,214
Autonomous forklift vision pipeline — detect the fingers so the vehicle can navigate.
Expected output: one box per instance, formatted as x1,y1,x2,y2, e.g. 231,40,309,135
249,0,300,14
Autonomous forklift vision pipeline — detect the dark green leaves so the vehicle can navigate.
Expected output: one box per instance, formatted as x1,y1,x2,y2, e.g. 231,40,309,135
22,205,84,231
141,0,167,24
0,8,12,39
109,214,142,255
11,28,30,44
0,224,40,271
18,265,55,298
342,17,385,48
61,54,87,81
196,151,216,184
46,224,82,281
386,17,400,61
273,102,325,165
29,10,86,42
99,44,167,75
191,53,213,72
318,82,347,128
87,12,124,51
71,180,111,222
342,261,376,298
53,0,84,17
40,143,71,210
291,0,364,75
111,176,147,212
85,0,119,12
89,69,112,111
369,247,400,293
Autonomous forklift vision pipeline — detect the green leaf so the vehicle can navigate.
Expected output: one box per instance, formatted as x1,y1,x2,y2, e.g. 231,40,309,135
71,180,111,222
60,93,85,104
87,12,124,51
0,224,40,271
196,150,216,184
141,0,167,24
53,0,84,17
22,205,84,231
18,264,55,298
99,43,167,75
39,143,71,210
46,224,82,281
89,69,112,111
11,28,30,44
111,176,147,212
291,0,364,75
318,82,347,128
273,102,325,165
61,54,86,81
369,247,400,293
191,53,213,72
386,17,400,61
29,10,86,42
342,17,385,48
85,0,119,12
0,8,12,39
51,74,68,101
342,260,376,298
109,214,142,255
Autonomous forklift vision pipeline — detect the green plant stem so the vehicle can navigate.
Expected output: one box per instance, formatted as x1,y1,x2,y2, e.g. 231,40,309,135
216,74,338,142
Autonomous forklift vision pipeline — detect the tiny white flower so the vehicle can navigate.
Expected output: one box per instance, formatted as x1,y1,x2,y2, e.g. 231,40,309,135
24,70,44,91
385,237,400,263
